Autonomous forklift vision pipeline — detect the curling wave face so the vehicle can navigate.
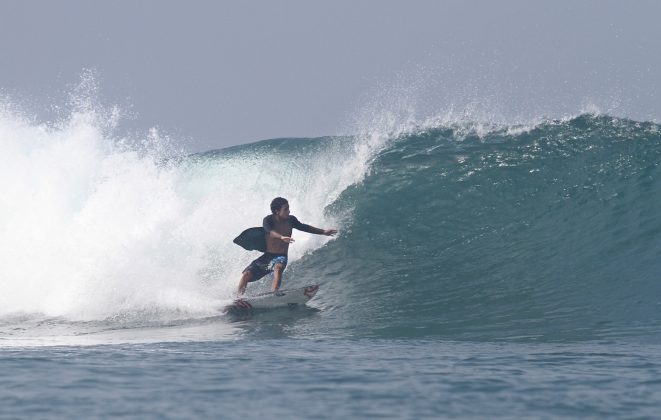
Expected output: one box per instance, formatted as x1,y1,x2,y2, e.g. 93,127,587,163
295,114,661,342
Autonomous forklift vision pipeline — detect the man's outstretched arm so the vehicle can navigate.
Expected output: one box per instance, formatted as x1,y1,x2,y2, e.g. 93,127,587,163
290,216,337,236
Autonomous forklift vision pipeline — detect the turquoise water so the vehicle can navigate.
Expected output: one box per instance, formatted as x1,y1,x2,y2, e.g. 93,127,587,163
300,114,661,343
2,113,661,418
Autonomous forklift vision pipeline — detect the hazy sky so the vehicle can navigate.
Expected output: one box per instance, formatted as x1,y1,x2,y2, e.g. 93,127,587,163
1,1,660,151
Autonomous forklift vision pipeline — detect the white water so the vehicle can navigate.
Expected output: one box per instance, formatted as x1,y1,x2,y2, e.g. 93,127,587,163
0,95,394,322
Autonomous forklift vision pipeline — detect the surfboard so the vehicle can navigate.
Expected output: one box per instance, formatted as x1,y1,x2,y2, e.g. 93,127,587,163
224,284,319,313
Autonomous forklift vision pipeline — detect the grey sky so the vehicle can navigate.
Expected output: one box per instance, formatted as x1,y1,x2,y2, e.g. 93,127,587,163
1,1,660,151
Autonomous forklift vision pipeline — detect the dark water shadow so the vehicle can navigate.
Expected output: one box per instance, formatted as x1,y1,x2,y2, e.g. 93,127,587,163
226,306,322,339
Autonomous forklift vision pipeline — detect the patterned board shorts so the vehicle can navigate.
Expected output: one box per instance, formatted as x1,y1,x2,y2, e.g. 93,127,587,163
243,253,288,282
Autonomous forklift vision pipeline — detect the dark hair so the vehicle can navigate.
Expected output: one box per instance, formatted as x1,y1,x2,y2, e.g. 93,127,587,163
270,197,289,214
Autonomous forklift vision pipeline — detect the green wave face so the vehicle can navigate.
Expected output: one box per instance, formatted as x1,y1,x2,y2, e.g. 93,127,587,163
294,115,661,341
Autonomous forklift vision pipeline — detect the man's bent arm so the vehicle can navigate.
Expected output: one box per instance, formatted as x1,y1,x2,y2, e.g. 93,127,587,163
263,215,293,240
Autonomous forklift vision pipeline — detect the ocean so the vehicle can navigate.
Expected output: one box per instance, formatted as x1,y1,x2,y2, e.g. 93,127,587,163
1,106,661,418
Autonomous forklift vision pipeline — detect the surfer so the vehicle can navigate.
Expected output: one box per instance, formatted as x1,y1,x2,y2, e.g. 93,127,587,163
237,197,337,295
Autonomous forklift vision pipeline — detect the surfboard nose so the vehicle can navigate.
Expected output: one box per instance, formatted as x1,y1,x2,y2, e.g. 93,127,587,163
303,285,319,298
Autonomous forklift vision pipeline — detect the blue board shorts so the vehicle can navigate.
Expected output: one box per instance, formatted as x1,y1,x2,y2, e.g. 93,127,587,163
243,253,288,282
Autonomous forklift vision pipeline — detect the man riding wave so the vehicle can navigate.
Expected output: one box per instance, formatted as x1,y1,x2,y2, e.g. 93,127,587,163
237,197,337,294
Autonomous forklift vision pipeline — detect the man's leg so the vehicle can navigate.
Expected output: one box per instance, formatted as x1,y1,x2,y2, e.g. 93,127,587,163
237,270,253,295
271,263,285,293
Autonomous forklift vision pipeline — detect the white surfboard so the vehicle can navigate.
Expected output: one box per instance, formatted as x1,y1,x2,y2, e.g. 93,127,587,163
224,284,319,313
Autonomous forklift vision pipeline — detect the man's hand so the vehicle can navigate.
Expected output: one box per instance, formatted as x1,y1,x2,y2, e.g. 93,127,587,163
281,236,295,243
323,229,338,236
